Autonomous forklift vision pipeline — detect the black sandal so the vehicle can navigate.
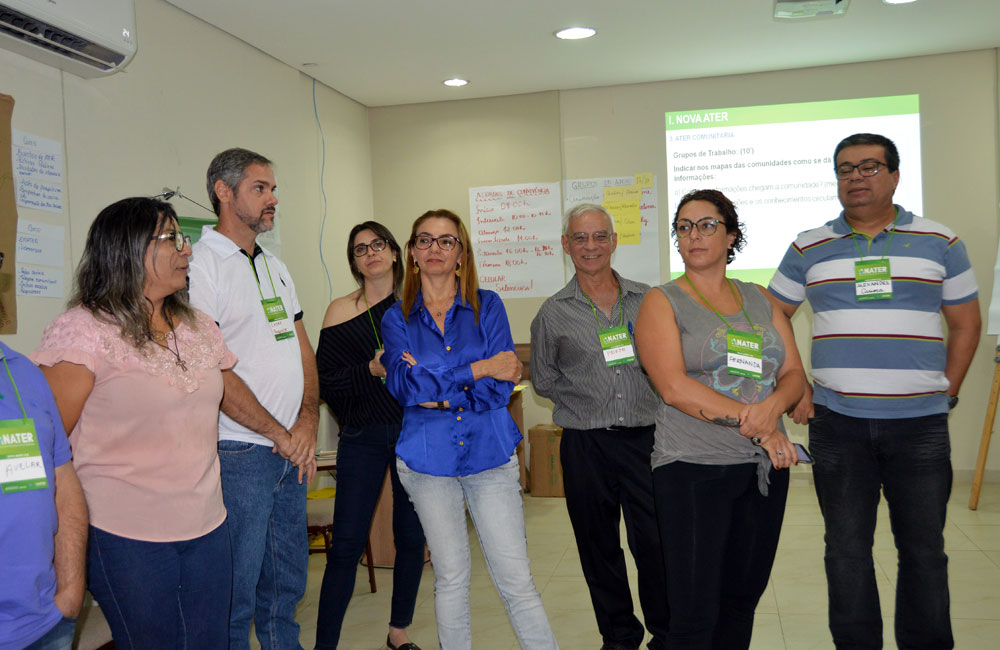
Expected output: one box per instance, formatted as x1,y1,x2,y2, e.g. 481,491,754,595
387,634,422,650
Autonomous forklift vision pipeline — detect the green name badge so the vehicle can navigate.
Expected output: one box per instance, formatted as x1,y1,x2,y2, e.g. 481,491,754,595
0,419,48,494
855,259,893,301
726,331,763,379
261,297,296,341
599,325,637,367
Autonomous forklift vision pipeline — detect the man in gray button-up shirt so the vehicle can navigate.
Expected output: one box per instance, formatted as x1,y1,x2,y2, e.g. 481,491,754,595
530,204,667,650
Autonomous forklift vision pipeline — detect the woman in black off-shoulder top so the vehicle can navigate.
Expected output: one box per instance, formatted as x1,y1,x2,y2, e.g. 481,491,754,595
314,221,425,650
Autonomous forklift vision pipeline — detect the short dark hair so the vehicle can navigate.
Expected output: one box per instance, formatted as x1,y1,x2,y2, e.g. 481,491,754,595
70,197,194,347
673,189,746,264
347,220,403,299
206,147,272,215
833,133,899,172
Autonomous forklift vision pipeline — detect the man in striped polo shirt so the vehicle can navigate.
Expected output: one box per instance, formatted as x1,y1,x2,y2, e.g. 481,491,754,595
769,133,981,649
531,204,667,650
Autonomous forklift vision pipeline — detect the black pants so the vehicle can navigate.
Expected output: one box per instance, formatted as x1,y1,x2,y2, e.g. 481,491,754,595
653,461,788,650
561,426,669,650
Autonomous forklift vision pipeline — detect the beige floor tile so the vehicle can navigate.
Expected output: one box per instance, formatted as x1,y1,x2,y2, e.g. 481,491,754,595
957,524,1000,551
539,576,596,611
756,580,778,614
773,613,834,649
748,612,785,649
240,483,1000,649
952,616,1000,647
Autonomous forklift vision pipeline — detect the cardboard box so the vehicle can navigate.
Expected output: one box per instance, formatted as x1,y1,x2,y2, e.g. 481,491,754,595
529,424,564,497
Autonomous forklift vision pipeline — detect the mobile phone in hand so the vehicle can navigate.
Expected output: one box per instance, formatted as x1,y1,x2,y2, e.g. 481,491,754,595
793,443,814,464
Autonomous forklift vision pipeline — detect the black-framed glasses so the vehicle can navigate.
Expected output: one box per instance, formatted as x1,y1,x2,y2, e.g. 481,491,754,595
152,231,192,251
835,161,888,180
413,234,462,251
352,238,388,257
674,217,721,238
568,231,611,246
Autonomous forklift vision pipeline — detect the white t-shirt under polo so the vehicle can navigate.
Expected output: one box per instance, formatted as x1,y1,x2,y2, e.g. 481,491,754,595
188,226,304,446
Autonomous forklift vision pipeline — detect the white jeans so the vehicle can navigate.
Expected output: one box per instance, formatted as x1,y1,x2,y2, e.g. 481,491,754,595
396,455,558,650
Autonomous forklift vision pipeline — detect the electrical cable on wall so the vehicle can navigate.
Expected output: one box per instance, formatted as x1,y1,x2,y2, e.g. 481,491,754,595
312,79,333,303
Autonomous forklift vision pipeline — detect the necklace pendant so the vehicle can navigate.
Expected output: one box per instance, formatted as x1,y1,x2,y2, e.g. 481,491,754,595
177,358,188,371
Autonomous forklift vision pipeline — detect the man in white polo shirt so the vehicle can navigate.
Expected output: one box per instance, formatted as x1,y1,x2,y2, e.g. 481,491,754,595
188,147,319,650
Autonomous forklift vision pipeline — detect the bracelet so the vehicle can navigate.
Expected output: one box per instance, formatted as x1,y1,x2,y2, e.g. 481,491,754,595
437,401,447,410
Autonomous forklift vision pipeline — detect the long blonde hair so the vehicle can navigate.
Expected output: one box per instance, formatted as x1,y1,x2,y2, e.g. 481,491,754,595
400,209,480,322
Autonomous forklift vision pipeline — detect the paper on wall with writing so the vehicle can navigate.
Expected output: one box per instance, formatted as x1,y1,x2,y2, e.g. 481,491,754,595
469,182,564,299
16,219,64,267
562,174,660,287
0,94,17,333
11,128,63,213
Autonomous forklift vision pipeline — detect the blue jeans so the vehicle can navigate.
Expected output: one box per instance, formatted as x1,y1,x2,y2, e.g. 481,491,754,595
219,440,308,650
653,462,788,649
810,406,953,650
86,521,231,650
23,616,76,650
396,455,558,650
315,424,425,649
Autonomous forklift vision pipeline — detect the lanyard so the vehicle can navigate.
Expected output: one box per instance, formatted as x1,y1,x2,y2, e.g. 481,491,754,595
849,209,898,261
246,253,279,300
1,353,28,421
362,293,383,350
683,274,756,333
581,285,624,329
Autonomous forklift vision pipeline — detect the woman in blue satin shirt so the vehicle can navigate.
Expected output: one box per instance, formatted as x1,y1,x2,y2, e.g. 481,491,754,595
381,209,558,650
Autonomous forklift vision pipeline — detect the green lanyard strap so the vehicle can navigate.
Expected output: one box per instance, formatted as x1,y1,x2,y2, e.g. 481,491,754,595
581,285,624,329
362,293,383,350
849,210,898,261
682,274,756,333
1,353,29,421
246,253,279,300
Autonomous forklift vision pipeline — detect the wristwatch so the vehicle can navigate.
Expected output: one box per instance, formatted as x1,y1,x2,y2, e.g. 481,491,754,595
948,395,959,410
436,401,448,410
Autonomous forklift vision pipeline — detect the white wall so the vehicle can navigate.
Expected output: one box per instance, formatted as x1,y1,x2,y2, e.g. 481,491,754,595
1,0,375,451
1,0,373,354
369,50,1000,476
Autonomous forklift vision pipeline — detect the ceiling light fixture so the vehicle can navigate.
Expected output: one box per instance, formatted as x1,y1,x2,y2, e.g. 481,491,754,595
443,78,468,87
882,0,917,4
555,27,596,40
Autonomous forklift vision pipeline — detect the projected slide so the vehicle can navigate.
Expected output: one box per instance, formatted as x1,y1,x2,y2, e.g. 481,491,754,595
665,95,922,284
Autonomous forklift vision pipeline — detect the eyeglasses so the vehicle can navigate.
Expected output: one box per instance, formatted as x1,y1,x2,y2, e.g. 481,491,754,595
352,238,388,257
152,231,192,251
568,231,611,246
413,234,462,251
674,217,721,238
835,161,888,180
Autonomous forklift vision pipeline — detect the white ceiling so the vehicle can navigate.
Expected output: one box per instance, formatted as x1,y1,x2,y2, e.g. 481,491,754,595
164,0,1000,107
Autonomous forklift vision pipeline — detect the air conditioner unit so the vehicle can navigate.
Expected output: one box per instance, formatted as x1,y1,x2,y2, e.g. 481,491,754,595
0,0,136,78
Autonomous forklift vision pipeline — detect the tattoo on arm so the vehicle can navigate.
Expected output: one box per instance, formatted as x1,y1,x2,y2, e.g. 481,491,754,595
700,410,739,427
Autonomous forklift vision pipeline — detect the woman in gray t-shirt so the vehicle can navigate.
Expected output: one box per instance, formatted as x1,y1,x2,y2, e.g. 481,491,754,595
635,189,806,649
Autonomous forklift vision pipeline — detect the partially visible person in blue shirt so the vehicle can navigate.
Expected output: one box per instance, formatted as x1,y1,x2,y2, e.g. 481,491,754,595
382,209,558,650
0,340,88,650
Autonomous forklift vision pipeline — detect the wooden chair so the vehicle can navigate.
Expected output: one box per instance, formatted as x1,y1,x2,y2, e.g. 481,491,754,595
306,487,377,593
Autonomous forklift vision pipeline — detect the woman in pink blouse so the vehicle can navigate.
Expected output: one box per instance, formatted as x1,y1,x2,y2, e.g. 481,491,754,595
32,197,236,649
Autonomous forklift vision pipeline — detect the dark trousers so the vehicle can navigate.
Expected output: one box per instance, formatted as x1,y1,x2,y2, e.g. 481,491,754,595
315,424,426,649
653,462,788,650
561,426,669,650
87,521,232,650
810,406,953,650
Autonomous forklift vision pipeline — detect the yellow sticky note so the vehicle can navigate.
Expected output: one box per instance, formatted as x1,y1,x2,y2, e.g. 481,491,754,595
604,200,641,245
603,186,641,202
634,173,654,188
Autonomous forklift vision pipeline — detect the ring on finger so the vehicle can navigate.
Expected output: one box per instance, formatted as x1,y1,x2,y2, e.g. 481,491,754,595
751,437,762,446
